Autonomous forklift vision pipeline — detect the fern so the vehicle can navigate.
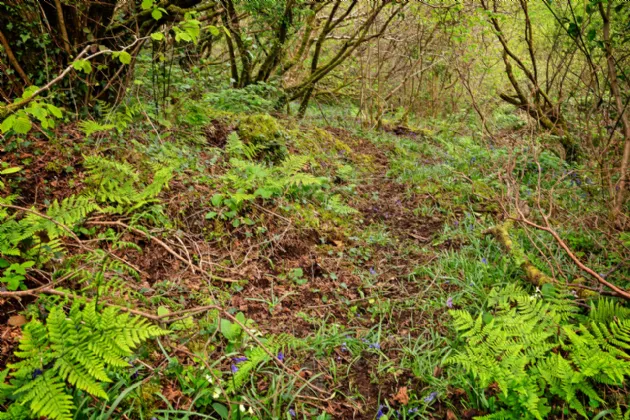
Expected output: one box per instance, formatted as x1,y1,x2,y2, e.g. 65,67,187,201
83,155,173,215
4,302,168,420
226,132,261,160
447,285,630,419
78,120,115,137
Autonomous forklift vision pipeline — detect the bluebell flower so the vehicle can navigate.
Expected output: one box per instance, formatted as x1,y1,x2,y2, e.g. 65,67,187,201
408,407,419,414
376,405,388,419
446,297,453,309
481,258,488,265
277,352,284,362
341,342,348,352
131,370,139,380
599,273,607,279
32,369,43,379
233,356,248,363
231,364,238,373
369,342,381,350
424,391,438,403
289,408,296,417
369,267,377,276
454,221,459,227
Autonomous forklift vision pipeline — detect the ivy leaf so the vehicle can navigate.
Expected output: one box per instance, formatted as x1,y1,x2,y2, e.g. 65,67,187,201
118,51,132,65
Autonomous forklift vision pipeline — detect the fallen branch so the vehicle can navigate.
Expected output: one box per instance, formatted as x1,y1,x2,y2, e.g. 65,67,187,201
515,216,630,300
485,220,554,287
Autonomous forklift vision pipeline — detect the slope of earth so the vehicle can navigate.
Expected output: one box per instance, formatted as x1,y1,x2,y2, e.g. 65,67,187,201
1,100,616,419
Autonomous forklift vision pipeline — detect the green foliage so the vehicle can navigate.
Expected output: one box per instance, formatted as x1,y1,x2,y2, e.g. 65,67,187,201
1,88,63,135
447,285,630,419
235,114,288,163
0,194,98,262
83,155,174,214
205,83,280,114
1,302,168,420
213,152,326,220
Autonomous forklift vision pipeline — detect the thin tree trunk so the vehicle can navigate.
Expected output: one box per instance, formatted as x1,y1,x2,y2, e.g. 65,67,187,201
599,1,630,220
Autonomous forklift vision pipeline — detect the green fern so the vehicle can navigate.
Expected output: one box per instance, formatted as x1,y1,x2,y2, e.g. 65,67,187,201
78,120,115,137
447,285,630,419
3,302,168,420
83,155,173,215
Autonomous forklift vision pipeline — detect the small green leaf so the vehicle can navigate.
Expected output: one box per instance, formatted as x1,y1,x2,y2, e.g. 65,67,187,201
205,211,218,220
141,0,153,10
151,8,162,20
157,306,170,317
46,104,63,118
212,403,229,419
211,194,224,207
12,116,32,134
208,25,220,36
1,115,16,133
151,32,164,41
118,51,132,65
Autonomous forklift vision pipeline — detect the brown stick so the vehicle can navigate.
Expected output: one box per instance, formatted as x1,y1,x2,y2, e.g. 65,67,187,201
0,29,30,84
53,0,72,55
515,216,630,300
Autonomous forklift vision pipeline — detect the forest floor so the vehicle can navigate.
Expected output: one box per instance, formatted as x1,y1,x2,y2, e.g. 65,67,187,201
0,100,612,419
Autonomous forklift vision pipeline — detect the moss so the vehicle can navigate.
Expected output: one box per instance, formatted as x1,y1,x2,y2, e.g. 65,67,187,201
236,114,288,163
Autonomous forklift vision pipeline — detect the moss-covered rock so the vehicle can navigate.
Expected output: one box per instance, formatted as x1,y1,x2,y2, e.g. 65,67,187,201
236,114,288,163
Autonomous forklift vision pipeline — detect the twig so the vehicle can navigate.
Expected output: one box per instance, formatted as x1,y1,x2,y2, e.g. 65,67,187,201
514,216,630,300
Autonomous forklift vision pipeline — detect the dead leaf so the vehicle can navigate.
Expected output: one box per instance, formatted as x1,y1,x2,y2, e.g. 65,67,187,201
433,365,443,377
333,240,343,247
392,386,409,405
7,315,27,327
446,410,458,420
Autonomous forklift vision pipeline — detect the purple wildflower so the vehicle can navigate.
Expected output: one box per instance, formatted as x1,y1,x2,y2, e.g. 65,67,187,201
481,258,488,265
277,352,285,362
454,221,459,227
446,297,453,309
424,392,438,403
376,405,388,419
231,364,238,373
408,407,419,414
369,267,377,276
233,356,248,363
32,369,43,379
341,342,348,352
369,342,381,350
289,408,296,417
131,370,139,380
